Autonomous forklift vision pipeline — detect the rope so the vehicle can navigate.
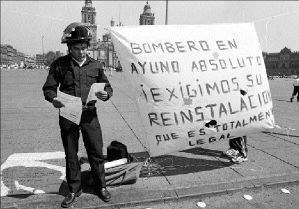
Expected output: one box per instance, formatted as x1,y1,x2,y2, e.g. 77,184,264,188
109,99,150,155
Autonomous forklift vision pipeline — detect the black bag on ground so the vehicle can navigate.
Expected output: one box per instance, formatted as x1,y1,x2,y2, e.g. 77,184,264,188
107,141,133,162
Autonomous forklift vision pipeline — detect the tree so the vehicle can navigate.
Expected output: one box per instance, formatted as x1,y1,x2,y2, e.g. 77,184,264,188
44,51,59,66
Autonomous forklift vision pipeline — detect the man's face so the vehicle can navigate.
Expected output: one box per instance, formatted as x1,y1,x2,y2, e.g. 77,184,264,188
69,42,88,62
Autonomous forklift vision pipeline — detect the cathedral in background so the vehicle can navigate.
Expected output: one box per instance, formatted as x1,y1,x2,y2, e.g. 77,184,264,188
81,0,155,71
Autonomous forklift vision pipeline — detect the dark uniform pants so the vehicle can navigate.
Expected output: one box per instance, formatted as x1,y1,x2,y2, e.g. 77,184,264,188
59,107,106,193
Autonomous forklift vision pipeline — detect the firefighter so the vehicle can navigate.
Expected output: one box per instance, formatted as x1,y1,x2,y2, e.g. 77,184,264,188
42,22,113,208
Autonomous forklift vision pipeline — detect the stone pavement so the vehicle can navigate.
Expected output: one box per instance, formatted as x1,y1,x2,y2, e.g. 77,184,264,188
1,70,299,209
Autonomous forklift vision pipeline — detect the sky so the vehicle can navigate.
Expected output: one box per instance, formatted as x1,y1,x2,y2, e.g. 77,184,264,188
1,1,299,56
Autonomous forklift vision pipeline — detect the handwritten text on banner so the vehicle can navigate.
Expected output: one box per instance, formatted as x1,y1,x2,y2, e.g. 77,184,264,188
109,23,275,157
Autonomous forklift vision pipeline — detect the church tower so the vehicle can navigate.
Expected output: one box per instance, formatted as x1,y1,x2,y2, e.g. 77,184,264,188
81,0,97,46
139,1,155,25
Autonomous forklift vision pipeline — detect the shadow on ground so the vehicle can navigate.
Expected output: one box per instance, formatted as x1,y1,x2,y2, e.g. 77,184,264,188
273,99,292,103
2,148,233,199
133,147,233,177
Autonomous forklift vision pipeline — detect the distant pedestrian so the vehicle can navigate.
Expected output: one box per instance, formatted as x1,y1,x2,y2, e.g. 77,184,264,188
223,136,248,163
290,75,299,102
109,67,113,77
42,22,113,208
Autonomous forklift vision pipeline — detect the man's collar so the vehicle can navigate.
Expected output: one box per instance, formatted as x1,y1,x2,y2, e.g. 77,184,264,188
68,54,94,67
71,56,88,67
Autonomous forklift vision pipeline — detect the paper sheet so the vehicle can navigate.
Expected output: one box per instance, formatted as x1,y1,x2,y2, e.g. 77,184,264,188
86,83,106,104
57,91,82,125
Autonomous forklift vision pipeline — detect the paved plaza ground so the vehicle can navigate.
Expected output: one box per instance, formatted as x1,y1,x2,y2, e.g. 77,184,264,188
1,69,298,208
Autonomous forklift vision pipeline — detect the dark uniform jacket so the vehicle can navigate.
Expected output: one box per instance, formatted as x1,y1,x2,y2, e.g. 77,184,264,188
42,54,113,105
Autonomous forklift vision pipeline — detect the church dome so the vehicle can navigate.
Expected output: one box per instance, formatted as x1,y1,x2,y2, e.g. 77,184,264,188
143,1,152,14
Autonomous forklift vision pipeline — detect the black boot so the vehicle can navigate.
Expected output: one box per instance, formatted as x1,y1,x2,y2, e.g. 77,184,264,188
61,189,82,208
98,187,111,202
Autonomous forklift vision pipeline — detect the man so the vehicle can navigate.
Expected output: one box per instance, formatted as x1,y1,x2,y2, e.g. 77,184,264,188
290,75,299,102
42,22,113,208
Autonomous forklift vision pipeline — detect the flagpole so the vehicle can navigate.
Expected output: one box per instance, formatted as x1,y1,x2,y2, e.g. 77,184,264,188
42,35,44,56
165,0,168,25
42,35,45,65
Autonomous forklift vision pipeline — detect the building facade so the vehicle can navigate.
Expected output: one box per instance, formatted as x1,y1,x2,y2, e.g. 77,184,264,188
0,44,27,67
24,54,36,67
36,54,46,67
97,32,118,69
1,44,9,65
80,0,121,69
263,47,299,76
0,44,38,68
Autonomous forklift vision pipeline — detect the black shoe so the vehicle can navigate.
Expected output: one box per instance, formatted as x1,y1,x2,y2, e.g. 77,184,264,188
61,189,82,208
98,187,111,202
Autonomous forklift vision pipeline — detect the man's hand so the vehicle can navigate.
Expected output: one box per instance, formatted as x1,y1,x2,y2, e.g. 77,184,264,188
52,97,65,108
95,90,108,101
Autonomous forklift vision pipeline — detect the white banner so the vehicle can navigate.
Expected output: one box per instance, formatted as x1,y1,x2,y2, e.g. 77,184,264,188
109,23,275,157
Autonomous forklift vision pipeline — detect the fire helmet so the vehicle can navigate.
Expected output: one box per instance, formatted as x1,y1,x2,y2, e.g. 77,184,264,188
61,22,92,44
